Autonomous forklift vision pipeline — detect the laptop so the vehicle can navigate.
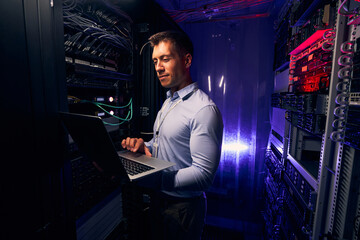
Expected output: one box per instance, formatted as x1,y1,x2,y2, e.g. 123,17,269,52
59,112,174,182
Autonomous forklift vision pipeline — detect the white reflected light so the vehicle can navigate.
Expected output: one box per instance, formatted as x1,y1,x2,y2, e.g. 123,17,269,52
208,75,211,92
219,75,224,87
223,82,226,95
222,141,249,151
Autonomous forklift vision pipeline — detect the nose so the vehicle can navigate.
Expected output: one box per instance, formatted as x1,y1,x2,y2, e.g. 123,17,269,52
155,61,164,73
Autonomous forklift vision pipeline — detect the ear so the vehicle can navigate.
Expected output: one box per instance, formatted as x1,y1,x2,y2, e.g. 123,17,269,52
184,53,192,68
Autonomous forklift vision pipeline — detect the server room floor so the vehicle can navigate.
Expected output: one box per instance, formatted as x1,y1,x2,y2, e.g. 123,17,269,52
107,223,250,240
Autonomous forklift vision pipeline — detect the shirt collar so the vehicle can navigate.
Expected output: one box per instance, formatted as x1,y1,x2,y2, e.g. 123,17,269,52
166,82,198,101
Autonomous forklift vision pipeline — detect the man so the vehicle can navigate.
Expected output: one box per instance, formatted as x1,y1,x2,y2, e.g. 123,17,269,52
121,30,223,239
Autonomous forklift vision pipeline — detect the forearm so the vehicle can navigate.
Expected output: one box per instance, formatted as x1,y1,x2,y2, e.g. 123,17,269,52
162,165,216,192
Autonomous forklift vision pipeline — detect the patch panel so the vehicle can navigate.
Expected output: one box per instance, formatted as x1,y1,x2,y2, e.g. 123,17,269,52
281,185,313,240
271,93,327,114
349,92,360,105
284,159,315,208
263,149,284,240
286,111,326,135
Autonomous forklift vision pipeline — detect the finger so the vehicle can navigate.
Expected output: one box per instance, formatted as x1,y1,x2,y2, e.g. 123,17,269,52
144,145,152,157
121,139,126,149
125,137,131,150
129,138,137,150
133,138,144,152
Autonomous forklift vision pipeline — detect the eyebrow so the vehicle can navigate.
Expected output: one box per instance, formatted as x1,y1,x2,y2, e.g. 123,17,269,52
153,54,172,61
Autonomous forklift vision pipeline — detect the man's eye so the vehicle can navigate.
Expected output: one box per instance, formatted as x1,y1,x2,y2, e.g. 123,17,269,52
163,58,169,62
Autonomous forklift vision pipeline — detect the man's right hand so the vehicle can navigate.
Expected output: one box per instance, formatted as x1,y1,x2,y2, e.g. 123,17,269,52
121,137,151,157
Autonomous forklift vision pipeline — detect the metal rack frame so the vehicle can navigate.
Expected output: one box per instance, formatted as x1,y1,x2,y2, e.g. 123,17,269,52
312,2,348,238
269,1,360,239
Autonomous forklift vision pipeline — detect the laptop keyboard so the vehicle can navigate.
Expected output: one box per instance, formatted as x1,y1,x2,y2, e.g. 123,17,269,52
120,157,154,176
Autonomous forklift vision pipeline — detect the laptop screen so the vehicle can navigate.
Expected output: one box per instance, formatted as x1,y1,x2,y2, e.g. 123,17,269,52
60,112,128,176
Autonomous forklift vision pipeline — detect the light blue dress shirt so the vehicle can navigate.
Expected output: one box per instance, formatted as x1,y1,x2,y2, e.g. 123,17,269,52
145,82,223,198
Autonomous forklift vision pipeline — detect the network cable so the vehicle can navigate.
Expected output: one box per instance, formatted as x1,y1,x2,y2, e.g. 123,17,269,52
81,99,133,124
67,96,133,126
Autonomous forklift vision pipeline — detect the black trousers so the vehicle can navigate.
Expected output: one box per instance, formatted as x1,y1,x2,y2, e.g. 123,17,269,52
148,192,207,240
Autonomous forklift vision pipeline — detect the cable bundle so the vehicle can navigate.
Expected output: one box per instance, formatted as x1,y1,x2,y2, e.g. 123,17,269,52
165,0,273,23
85,99,133,126
63,0,133,72
68,96,133,126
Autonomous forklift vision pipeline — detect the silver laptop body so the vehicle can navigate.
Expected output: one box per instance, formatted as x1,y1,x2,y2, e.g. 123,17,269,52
59,112,174,182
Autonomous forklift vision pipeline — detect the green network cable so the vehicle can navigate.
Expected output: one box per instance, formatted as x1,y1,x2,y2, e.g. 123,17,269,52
95,102,133,121
102,110,132,126
80,98,133,126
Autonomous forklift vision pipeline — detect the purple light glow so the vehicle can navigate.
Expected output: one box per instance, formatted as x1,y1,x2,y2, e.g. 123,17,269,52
221,131,249,153
222,141,249,151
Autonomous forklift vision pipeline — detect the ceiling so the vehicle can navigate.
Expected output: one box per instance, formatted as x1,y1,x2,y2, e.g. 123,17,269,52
154,0,280,24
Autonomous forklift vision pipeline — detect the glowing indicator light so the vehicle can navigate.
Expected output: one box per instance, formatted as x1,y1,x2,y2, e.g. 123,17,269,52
109,96,114,102
208,75,211,92
219,75,224,87
109,110,114,115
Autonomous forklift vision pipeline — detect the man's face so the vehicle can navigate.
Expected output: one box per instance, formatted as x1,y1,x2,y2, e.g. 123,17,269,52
152,41,189,91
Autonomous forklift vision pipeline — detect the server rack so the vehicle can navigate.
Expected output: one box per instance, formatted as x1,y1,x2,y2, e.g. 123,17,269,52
0,0,182,239
61,1,135,239
60,1,183,239
0,0,71,239
264,0,360,239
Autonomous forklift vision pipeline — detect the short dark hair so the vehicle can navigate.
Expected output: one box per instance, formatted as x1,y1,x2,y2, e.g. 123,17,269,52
149,30,193,58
